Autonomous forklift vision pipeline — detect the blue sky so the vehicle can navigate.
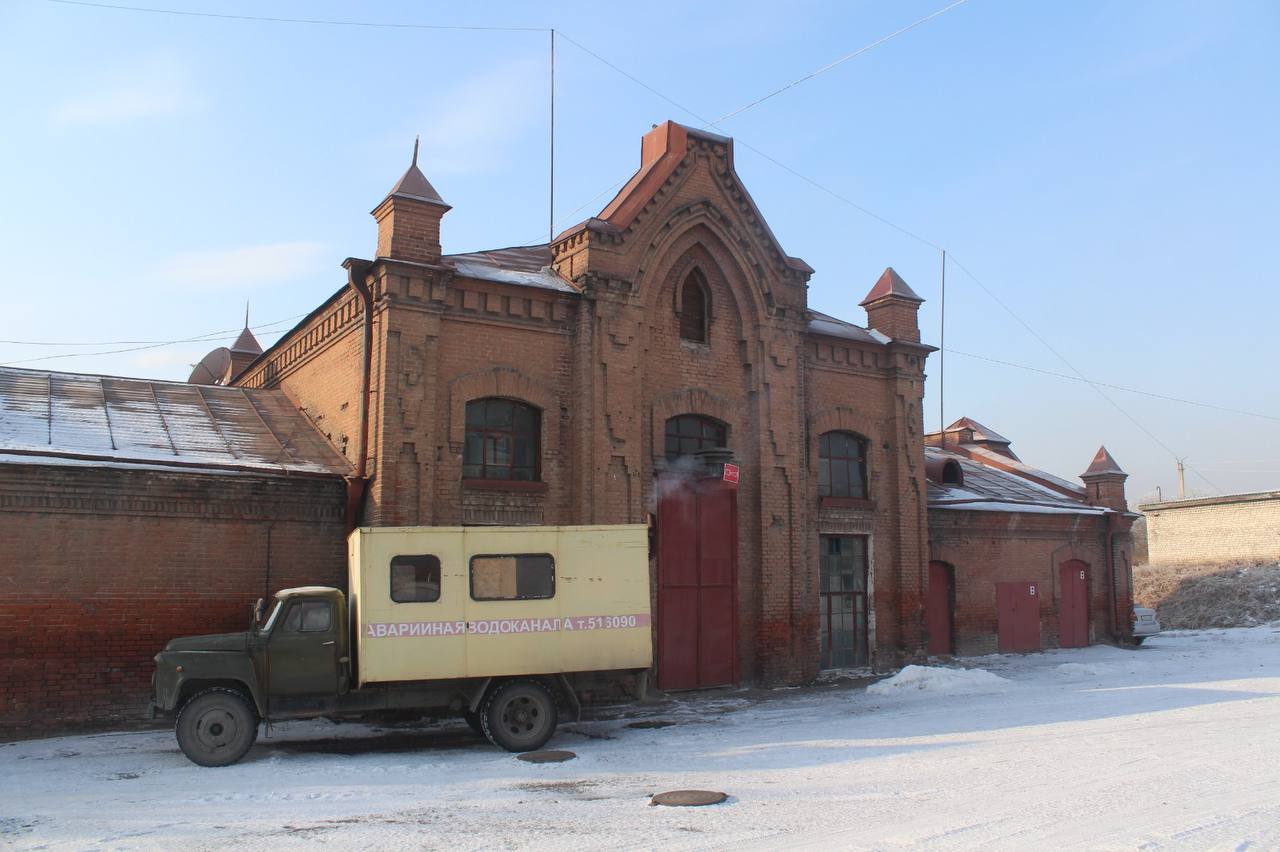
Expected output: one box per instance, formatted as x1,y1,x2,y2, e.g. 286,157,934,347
1,0,1277,502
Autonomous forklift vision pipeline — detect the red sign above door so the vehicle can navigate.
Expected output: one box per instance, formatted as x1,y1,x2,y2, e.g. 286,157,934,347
722,463,740,485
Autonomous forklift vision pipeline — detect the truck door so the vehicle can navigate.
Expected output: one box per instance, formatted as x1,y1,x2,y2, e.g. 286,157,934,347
267,597,340,709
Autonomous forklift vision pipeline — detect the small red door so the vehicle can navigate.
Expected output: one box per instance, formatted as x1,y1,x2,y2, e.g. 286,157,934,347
1058,561,1089,648
996,582,1041,652
657,475,738,690
926,561,954,655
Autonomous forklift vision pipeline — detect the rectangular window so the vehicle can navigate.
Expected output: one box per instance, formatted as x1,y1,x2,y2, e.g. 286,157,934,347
819,535,869,668
390,554,442,603
283,600,333,633
469,553,555,601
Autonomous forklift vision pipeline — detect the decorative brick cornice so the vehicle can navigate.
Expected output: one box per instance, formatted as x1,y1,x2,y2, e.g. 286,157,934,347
0,465,344,523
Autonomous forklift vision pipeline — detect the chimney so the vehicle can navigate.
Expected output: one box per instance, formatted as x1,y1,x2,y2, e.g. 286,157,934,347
860,267,923,342
372,138,451,264
1081,446,1128,512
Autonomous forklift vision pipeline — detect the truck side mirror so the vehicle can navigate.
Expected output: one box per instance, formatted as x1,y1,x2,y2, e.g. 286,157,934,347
252,597,265,627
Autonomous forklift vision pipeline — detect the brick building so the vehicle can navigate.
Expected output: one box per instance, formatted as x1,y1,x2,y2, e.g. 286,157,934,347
0,369,350,736
924,419,1136,656
0,121,1135,733
234,122,933,688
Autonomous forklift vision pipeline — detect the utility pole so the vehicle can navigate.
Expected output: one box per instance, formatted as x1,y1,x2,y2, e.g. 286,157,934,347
549,28,555,245
1177,458,1186,499
938,249,946,449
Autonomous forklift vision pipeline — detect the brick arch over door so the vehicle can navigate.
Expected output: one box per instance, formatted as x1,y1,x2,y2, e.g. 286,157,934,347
650,387,744,462
447,366,561,456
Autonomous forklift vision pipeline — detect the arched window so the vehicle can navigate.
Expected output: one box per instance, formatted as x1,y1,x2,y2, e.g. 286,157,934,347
463,398,540,481
665,414,727,460
819,431,868,498
678,270,709,343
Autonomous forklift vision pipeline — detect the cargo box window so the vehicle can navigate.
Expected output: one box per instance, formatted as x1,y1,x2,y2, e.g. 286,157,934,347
470,554,555,601
283,600,332,633
391,555,442,603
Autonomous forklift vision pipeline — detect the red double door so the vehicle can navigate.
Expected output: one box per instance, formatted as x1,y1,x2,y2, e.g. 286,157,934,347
1058,560,1090,648
656,475,737,691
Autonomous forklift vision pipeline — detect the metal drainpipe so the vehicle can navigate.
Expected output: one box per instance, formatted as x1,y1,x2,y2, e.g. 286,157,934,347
342,257,374,529
1103,512,1119,641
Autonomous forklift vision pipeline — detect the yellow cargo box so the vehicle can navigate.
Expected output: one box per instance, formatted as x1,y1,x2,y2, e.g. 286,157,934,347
348,525,653,686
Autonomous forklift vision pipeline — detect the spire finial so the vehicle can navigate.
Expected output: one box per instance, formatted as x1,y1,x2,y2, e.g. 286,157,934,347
244,299,250,330
412,135,419,168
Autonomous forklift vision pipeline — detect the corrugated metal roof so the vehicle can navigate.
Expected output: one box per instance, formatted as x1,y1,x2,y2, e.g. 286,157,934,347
0,367,351,477
926,446,1099,513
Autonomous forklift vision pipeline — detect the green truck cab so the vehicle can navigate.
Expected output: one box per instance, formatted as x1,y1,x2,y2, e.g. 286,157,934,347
153,525,653,767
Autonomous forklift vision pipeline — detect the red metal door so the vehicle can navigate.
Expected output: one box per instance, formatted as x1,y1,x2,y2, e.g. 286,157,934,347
1058,561,1089,648
657,475,738,690
996,581,1041,652
926,561,954,655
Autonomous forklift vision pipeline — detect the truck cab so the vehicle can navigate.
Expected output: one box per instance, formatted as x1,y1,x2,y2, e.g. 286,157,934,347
152,586,350,764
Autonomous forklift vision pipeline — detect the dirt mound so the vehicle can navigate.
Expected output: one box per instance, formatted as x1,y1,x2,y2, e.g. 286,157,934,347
1133,562,1280,629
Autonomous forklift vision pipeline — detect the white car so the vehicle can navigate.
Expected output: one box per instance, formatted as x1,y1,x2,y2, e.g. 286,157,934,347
1133,606,1161,644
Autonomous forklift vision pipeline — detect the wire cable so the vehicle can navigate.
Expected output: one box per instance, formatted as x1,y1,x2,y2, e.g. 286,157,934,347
709,0,971,127
944,348,1280,424
43,0,548,32
0,314,308,367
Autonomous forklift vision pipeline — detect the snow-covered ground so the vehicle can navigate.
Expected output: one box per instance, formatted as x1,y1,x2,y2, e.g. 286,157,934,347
4,626,1280,850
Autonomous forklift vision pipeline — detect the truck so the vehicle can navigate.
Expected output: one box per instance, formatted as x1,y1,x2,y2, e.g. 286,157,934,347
152,524,652,766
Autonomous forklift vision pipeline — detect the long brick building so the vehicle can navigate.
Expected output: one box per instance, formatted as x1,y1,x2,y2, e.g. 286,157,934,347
0,121,1135,734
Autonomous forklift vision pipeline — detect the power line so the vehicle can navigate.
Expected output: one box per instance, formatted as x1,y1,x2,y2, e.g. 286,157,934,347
944,348,1280,423
945,256,1223,493
709,0,971,127
552,29,1228,488
0,314,308,367
43,0,548,32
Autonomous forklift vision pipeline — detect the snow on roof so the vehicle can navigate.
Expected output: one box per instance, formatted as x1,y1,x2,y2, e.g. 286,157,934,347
0,367,351,477
807,309,889,345
926,446,1097,513
443,245,578,294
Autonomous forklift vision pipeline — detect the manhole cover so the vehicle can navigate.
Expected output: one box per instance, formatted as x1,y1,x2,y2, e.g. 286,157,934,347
650,790,728,807
517,749,577,763
627,720,675,729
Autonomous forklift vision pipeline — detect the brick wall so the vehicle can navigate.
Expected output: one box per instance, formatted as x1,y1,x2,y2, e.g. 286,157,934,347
928,508,1131,655
0,463,346,738
1142,492,1280,565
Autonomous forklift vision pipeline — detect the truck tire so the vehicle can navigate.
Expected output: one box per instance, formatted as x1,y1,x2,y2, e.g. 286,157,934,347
176,688,258,767
480,679,557,753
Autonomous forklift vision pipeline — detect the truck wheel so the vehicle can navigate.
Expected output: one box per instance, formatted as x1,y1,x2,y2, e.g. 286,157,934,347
176,688,258,767
480,680,557,752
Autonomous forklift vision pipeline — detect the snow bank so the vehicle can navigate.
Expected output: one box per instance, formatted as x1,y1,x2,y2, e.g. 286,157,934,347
866,664,1008,696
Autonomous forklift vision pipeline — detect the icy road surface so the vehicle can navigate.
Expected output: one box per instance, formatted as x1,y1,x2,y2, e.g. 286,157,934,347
4,627,1280,850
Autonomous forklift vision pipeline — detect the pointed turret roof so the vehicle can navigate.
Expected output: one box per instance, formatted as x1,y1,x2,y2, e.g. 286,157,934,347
230,326,262,355
382,137,449,208
1082,446,1126,477
859,267,923,306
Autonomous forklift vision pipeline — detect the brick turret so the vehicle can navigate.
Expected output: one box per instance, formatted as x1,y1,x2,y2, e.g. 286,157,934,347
372,138,450,264
1081,446,1128,511
860,267,923,342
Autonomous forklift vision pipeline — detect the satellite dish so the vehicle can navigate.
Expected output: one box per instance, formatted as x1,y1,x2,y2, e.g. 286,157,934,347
188,347,233,385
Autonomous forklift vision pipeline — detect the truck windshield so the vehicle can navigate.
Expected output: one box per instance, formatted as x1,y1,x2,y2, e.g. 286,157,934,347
258,599,284,633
